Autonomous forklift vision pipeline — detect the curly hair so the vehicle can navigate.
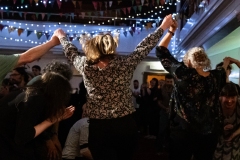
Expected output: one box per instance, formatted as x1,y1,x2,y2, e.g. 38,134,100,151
25,72,72,121
183,47,211,70
42,60,73,80
82,34,118,64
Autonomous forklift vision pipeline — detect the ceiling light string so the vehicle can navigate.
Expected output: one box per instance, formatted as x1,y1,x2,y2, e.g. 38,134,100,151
0,1,177,26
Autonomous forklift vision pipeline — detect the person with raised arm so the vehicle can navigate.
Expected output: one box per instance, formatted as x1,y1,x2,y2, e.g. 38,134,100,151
52,15,173,160
0,36,59,84
155,20,230,160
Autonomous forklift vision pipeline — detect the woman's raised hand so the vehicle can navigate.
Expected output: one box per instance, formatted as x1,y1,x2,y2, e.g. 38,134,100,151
49,28,66,46
160,14,174,31
60,105,75,121
53,28,66,39
170,20,178,32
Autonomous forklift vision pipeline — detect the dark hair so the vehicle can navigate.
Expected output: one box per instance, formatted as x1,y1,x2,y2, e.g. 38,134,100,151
13,67,29,84
32,65,41,71
165,74,173,79
2,78,10,86
25,72,72,121
220,83,238,97
2,78,17,92
43,60,73,80
151,78,159,88
216,62,232,70
133,80,139,83
79,81,87,106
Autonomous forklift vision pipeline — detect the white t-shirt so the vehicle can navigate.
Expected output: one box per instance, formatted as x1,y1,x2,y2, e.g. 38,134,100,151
62,117,89,159
132,88,140,109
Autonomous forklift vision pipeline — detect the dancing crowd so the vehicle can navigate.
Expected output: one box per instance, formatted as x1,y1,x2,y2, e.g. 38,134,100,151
0,14,240,160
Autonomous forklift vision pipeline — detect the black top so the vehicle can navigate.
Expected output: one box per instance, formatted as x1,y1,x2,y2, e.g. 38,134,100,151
156,46,226,134
0,91,48,160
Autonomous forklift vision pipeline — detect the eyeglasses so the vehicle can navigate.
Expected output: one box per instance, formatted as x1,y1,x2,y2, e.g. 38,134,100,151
10,73,20,77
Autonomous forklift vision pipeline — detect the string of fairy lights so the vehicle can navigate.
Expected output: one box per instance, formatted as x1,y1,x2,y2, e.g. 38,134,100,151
0,1,179,53
0,1,178,26
0,19,145,45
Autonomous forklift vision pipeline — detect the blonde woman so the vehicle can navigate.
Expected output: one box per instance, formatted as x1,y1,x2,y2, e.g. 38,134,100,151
155,20,230,160
52,15,173,160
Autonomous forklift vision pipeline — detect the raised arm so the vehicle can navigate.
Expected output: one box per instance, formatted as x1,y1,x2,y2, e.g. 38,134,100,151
17,37,59,67
53,29,81,62
15,102,74,145
155,20,182,75
53,29,85,74
158,19,177,48
222,57,231,71
228,57,240,68
125,15,173,65
34,106,75,138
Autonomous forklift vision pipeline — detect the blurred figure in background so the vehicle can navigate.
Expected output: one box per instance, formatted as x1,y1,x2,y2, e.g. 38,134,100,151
32,65,42,77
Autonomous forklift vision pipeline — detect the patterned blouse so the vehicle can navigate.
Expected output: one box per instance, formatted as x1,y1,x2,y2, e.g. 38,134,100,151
214,102,240,160
156,46,226,134
60,28,164,119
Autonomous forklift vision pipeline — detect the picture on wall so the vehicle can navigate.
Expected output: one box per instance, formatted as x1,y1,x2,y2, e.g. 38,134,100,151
143,72,167,88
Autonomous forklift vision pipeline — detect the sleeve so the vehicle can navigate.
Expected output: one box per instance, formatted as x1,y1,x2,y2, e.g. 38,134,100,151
27,75,41,86
60,37,85,75
155,46,192,80
40,126,53,141
0,54,20,84
124,28,164,68
79,125,89,148
213,67,226,88
14,95,46,145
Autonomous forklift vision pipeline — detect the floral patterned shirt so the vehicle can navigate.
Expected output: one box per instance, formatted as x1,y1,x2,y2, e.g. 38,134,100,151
156,46,226,134
60,28,164,119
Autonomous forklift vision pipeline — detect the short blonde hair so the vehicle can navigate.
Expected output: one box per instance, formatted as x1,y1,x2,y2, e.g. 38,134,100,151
183,47,211,70
82,34,119,64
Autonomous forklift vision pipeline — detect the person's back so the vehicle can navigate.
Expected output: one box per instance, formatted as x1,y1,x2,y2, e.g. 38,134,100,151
62,117,90,160
157,46,226,134
53,15,173,160
155,21,229,159
0,90,47,160
0,72,73,160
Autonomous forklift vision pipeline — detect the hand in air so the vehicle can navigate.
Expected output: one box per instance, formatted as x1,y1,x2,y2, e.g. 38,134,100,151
160,14,174,31
170,20,178,32
53,28,66,39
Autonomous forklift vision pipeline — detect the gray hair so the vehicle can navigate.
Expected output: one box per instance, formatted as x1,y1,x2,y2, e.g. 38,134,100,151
183,47,211,70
